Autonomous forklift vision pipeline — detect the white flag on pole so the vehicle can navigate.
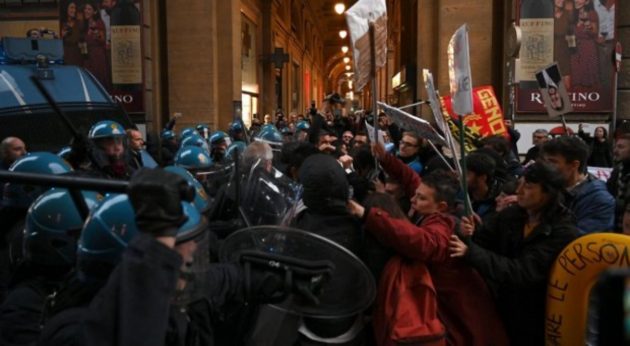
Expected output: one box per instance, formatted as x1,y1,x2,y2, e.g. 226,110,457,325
345,0,387,92
448,24,474,116
377,102,446,146
422,69,463,174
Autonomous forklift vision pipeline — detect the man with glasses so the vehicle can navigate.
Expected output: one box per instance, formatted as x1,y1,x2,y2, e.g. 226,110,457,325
397,131,423,175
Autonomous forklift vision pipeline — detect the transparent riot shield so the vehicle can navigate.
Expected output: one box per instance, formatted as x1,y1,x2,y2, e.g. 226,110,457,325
238,163,302,227
219,226,376,318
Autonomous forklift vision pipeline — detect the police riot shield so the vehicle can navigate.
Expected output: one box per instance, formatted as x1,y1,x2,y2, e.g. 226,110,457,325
239,164,302,227
219,226,376,318
194,161,235,199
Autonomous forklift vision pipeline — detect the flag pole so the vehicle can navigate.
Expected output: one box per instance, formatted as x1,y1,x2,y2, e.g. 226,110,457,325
457,116,472,216
369,20,379,171
560,114,569,136
611,41,622,139
397,100,428,110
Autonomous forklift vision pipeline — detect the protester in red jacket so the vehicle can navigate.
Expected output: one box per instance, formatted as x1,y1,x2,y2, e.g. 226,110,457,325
348,144,508,346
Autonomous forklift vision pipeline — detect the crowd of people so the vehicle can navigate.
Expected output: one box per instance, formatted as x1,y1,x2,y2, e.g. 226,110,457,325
0,91,628,345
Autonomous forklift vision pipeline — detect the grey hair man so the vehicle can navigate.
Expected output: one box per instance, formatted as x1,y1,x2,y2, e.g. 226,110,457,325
242,141,273,173
522,129,548,165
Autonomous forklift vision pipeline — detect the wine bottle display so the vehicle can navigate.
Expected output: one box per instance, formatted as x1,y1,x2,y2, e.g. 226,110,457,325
110,0,141,86
518,0,554,87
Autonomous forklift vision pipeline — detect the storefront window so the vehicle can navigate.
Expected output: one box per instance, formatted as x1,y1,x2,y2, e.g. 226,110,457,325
241,13,258,126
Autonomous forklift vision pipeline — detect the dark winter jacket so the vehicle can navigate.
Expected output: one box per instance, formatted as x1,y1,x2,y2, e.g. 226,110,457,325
464,205,579,346
607,160,630,230
523,145,541,165
39,234,246,346
0,279,55,345
578,130,613,168
565,174,615,234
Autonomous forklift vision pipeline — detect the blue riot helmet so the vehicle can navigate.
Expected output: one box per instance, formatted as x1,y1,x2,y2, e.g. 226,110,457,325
228,120,245,141
255,127,284,162
180,127,196,140
88,120,129,175
161,129,176,141
88,120,126,140
160,130,179,154
196,124,211,140
295,120,310,141
261,124,276,133
2,152,73,209
77,194,206,281
57,146,72,160
210,131,230,162
296,120,310,132
24,188,101,268
210,131,229,146
256,127,283,144
225,141,247,161
175,146,213,173
180,133,210,153
164,166,211,214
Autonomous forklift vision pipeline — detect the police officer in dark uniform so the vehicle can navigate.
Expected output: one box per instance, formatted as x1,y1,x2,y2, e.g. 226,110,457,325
0,153,74,304
68,120,135,180
0,189,98,345
38,169,315,346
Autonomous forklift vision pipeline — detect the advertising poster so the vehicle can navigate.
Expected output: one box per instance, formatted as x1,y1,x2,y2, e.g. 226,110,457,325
59,0,144,113
535,63,573,118
516,0,616,113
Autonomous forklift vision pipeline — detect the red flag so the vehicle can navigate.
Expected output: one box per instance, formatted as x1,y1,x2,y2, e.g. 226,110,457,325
441,86,509,139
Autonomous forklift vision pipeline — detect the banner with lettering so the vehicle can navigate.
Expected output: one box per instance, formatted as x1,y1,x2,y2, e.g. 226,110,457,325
59,0,144,114
515,0,617,113
441,86,509,139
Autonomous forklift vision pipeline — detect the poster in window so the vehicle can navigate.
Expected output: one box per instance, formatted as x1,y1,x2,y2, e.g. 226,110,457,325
516,0,617,113
59,0,144,113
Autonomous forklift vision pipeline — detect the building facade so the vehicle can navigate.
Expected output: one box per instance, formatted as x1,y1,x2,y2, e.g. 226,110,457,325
1,0,628,139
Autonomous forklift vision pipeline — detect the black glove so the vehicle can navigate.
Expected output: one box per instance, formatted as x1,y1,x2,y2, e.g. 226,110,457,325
128,168,189,237
242,252,331,305
246,267,287,304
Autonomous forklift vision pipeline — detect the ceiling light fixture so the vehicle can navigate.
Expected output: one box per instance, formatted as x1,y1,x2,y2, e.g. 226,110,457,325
345,65,351,71
341,46,349,54
343,57,350,64
334,3,345,15
339,30,347,39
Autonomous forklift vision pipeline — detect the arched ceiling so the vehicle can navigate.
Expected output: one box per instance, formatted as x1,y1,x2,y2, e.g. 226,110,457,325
308,0,357,93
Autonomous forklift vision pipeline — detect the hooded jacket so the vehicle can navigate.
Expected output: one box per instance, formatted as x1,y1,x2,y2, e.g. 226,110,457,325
295,154,361,253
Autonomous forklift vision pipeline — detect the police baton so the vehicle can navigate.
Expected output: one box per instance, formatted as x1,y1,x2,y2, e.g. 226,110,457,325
0,170,195,219
29,75,100,169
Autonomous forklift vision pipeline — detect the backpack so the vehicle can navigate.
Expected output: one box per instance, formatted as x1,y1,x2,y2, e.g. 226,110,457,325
373,255,446,346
